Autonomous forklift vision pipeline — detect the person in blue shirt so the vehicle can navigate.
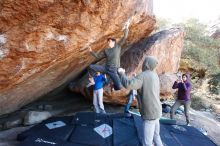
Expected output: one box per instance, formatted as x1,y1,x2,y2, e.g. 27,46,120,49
89,72,107,113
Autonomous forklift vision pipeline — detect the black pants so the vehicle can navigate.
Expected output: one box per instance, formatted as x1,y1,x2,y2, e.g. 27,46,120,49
88,64,123,90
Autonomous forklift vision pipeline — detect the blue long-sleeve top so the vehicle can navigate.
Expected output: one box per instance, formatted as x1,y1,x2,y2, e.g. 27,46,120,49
93,74,107,90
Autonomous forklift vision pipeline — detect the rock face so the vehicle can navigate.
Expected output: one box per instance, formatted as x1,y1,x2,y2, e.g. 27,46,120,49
120,28,185,98
159,73,177,97
70,28,184,104
121,28,184,76
211,104,220,114
24,111,52,125
0,0,156,115
120,28,184,98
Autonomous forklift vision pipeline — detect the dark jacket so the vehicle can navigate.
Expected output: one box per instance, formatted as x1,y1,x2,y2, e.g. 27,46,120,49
172,74,191,101
90,28,129,68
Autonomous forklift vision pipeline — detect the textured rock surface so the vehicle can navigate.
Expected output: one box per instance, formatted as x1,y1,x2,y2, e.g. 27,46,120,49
70,28,184,104
211,104,220,113
24,111,52,125
0,0,155,115
120,28,184,98
121,28,184,76
159,73,177,97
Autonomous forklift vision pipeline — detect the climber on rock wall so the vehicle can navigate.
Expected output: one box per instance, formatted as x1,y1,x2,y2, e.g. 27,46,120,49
87,17,133,90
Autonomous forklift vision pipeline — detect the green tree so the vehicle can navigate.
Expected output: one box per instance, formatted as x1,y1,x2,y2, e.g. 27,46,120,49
156,18,220,75
180,19,220,75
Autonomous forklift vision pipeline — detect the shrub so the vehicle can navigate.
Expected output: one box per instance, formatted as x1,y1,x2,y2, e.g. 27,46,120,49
208,73,220,95
191,95,210,110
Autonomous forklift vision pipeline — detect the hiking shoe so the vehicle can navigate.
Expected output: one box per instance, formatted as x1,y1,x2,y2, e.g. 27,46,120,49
186,120,191,126
186,123,191,126
100,110,106,114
